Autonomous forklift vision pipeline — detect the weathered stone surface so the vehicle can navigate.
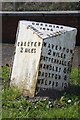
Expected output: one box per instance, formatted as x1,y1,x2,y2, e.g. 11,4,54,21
10,20,77,97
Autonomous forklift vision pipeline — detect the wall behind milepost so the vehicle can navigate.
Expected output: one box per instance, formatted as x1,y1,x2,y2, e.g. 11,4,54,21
2,12,80,46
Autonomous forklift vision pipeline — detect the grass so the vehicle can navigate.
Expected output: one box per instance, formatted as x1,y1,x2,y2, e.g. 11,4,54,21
0,66,80,119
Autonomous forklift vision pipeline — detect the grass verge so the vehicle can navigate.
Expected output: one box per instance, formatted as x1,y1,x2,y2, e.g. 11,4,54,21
0,66,80,119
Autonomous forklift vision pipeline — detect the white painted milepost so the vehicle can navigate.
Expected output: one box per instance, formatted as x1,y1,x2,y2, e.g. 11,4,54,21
11,20,77,97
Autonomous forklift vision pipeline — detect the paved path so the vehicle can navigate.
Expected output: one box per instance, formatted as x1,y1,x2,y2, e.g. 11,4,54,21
1,43,80,68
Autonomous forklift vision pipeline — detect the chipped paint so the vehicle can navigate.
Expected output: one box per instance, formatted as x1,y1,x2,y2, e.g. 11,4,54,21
11,20,77,97
11,21,43,97
37,30,77,91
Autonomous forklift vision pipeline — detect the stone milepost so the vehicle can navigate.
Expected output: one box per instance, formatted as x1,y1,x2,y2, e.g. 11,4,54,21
10,20,77,97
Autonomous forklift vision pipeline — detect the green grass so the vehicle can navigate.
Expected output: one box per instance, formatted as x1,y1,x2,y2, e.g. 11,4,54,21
0,66,80,119
70,68,80,85
2,105,79,118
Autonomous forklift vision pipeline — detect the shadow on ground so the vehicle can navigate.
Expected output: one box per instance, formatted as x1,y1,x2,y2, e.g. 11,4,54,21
36,84,80,100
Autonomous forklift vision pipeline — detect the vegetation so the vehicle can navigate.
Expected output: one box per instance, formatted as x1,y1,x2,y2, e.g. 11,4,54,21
0,66,80,119
2,2,79,11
